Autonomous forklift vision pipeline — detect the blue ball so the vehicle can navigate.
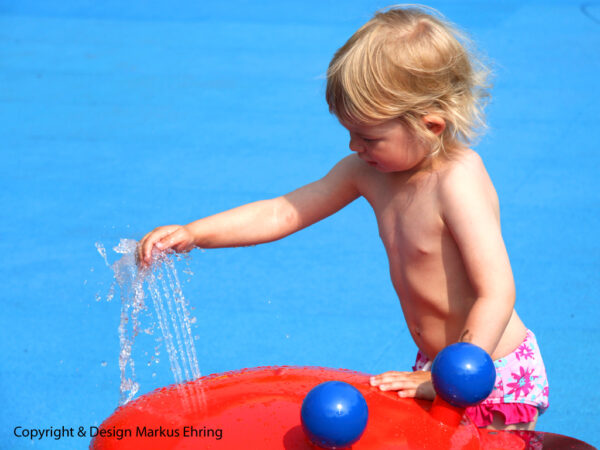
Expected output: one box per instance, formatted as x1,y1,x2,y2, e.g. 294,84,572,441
301,381,368,449
431,343,496,408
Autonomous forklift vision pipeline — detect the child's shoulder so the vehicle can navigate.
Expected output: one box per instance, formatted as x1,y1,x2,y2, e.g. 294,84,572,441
443,147,484,171
439,148,488,183
437,148,496,200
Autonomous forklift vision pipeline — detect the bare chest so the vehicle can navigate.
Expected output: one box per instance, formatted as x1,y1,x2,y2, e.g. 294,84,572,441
362,172,445,261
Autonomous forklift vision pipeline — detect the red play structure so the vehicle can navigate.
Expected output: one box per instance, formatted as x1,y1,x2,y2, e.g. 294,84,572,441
91,366,593,449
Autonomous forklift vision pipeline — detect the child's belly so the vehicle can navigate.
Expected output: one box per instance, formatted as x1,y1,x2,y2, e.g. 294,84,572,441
396,282,527,361
402,307,470,360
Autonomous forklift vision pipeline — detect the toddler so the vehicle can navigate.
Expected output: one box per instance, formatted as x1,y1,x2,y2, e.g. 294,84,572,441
138,5,548,430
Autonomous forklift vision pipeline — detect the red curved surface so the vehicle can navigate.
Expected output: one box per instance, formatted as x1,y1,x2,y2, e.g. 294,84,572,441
90,366,592,450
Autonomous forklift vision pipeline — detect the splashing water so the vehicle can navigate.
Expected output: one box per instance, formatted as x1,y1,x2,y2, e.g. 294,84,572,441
96,239,203,407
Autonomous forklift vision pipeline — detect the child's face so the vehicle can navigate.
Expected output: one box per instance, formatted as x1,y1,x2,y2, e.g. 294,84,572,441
340,118,430,173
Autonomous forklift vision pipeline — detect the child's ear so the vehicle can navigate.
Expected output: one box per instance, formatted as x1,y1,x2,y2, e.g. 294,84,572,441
422,114,446,136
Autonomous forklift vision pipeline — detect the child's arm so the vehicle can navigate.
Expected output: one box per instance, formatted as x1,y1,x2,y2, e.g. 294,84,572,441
440,154,516,355
138,155,362,266
371,154,515,400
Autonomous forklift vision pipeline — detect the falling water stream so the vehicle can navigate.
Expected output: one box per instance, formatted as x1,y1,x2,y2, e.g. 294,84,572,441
96,239,203,407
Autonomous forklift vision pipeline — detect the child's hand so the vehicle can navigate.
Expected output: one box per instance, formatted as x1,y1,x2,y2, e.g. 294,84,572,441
370,370,435,400
137,225,196,267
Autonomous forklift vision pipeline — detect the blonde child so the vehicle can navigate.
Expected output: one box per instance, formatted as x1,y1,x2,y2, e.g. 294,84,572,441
138,6,548,430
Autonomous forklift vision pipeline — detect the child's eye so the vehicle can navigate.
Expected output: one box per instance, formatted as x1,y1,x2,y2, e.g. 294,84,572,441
362,137,379,143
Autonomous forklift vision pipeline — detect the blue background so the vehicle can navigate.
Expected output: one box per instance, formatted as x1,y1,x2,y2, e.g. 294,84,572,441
1,1,598,448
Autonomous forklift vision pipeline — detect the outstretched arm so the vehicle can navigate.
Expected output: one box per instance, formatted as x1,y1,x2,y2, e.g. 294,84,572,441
138,155,362,266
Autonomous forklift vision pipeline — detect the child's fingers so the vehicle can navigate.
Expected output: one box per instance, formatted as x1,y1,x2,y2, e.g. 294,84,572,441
378,381,412,391
370,371,431,392
370,371,410,386
370,372,414,391
398,389,417,398
375,379,419,392
370,370,434,400
156,227,186,251
140,226,178,264
138,233,155,263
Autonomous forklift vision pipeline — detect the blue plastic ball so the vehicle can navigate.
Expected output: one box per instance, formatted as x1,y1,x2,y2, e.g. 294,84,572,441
301,381,368,449
431,343,496,408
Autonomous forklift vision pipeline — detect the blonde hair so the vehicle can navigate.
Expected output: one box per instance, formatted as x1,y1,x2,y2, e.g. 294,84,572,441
326,5,491,156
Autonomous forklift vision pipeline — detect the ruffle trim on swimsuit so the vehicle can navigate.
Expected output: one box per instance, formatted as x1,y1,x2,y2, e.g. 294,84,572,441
466,403,538,427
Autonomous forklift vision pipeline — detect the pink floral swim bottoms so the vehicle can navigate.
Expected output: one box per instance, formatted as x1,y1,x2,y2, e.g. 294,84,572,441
413,329,549,427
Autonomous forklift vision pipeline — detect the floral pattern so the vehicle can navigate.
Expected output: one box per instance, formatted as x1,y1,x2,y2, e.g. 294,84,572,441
506,366,537,401
515,342,535,361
